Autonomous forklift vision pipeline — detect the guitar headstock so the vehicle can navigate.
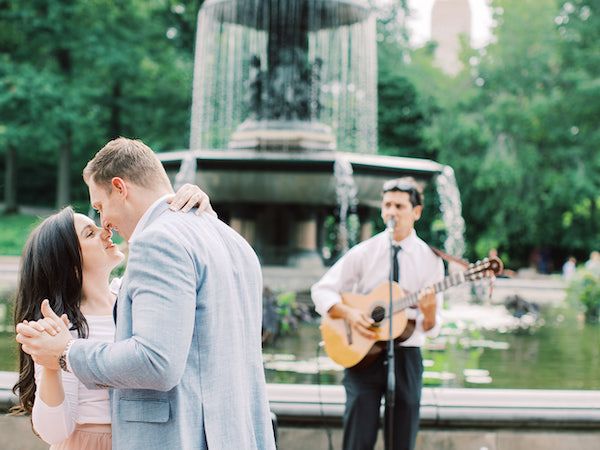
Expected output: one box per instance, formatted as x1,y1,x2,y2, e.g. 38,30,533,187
464,256,504,281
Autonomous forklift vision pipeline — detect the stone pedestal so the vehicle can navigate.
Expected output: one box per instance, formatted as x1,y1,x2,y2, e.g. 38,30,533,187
360,221,373,242
229,120,336,151
288,212,323,268
230,217,256,246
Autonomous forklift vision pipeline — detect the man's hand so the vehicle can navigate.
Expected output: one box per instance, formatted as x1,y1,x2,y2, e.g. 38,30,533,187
418,287,437,331
16,300,72,370
328,303,377,340
167,183,217,217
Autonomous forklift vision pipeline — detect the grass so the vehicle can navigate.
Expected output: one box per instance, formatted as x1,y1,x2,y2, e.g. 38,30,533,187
0,213,43,255
0,333,18,372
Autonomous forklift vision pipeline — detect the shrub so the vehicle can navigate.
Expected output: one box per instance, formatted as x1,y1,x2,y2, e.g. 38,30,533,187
567,271,600,323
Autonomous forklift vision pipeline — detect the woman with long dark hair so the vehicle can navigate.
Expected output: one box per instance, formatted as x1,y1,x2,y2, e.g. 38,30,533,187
12,184,211,450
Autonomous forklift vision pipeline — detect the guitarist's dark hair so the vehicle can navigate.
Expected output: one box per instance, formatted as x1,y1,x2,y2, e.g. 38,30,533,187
382,177,423,207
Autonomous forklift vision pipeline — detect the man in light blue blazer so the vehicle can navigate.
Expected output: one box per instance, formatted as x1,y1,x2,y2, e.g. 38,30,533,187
17,138,276,449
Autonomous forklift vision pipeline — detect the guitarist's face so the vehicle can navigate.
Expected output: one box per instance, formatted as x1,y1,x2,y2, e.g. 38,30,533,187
381,191,423,241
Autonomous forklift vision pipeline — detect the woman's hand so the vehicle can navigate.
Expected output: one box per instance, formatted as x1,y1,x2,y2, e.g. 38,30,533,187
19,314,69,337
167,183,217,217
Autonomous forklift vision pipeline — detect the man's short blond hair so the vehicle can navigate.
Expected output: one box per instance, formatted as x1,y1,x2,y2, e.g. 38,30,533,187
83,137,172,192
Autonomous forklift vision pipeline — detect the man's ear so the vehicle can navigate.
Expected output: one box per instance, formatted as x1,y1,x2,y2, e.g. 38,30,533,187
111,177,128,198
413,205,423,221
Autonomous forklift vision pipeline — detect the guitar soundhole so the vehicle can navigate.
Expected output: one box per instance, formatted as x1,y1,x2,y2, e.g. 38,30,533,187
371,306,385,323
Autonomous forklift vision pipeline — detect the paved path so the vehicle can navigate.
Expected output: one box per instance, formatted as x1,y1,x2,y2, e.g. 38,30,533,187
0,256,20,290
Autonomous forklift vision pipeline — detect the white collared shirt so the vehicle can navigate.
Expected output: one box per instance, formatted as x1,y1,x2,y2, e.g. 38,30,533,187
32,278,121,444
311,229,444,347
128,194,172,244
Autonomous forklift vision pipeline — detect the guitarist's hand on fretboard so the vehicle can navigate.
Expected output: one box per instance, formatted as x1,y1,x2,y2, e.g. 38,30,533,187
328,303,377,340
417,287,437,331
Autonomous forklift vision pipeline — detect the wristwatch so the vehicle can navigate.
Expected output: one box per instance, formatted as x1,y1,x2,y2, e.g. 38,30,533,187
59,339,75,373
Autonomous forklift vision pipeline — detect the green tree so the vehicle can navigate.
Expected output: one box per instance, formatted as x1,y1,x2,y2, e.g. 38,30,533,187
0,0,205,209
419,0,600,267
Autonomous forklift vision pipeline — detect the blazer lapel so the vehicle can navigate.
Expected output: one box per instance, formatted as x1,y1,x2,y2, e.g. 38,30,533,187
114,199,171,326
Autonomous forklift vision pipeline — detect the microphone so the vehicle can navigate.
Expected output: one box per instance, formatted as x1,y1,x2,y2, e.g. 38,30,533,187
385,217,396,234
386,217,396,232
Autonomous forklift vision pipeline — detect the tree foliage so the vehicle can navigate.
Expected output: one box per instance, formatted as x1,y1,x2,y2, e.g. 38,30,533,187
1,0,598,269
379,0,600,268
0,0,203,208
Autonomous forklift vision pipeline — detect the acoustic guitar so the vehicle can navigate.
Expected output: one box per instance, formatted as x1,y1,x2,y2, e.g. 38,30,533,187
320,256,503,369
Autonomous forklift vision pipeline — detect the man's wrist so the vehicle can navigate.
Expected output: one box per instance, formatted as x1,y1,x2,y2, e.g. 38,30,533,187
58,339,75,373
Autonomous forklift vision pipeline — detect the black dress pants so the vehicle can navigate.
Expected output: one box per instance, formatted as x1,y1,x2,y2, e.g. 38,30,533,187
342,346,423,450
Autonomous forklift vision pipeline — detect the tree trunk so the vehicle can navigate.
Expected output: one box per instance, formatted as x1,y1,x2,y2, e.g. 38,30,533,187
4,146,18,213
110,81,122,138
56,129,72,209
55,48,72,209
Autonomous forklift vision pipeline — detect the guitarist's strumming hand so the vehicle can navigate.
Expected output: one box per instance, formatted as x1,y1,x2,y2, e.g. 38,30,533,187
418,287,437,331
328,302,377,340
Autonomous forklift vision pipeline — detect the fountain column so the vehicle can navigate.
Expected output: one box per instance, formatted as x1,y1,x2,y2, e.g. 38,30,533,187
289,209,322,267
358,208,373,242
230,210,257,246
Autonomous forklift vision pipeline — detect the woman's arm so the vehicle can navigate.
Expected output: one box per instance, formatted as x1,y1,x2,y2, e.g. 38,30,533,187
37,367,65,406
32,363,78,444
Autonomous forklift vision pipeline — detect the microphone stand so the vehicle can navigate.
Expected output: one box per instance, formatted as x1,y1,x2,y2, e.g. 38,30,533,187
385,219,396,450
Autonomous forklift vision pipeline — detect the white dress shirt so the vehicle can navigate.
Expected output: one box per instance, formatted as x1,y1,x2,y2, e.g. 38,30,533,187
311,229,444,347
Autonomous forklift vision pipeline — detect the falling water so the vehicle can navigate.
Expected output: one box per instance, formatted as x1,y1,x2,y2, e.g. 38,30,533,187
173,154,198,191
333,155,359,253
189,0,377,153
435,165,466,259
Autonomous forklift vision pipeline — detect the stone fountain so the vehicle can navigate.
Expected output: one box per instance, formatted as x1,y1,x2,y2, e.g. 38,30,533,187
158,0,464,277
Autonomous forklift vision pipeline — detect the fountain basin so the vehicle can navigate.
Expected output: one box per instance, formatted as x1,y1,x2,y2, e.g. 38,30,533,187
159,149,443,207
202,0,371,31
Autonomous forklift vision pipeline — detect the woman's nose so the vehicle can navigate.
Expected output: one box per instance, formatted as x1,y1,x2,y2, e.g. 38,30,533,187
100,227,112,241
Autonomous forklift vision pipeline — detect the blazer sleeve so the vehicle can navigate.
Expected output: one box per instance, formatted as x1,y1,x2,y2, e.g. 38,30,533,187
31,363,78,444
68,229,198,391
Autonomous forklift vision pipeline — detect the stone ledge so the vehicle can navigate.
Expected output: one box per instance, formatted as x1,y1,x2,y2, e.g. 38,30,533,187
266,384,600,429
3,372,599,430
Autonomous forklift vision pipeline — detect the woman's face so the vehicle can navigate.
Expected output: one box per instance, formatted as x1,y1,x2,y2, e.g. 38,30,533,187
74,213,124,274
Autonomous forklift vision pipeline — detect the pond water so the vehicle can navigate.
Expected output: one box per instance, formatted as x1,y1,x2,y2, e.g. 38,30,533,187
1,298,598,390
263,301,600,390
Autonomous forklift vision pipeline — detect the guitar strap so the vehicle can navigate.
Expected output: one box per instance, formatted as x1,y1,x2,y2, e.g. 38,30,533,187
428,245,470,269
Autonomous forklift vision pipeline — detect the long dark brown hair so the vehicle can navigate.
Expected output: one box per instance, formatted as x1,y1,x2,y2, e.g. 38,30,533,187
11,207,89,415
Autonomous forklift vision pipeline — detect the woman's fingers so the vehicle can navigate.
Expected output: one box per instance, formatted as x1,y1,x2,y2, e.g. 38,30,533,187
169,183,217,217
25,319,60,336
15,323,41,338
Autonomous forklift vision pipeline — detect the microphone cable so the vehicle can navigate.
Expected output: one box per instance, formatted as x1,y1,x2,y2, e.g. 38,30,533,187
316,340,334,450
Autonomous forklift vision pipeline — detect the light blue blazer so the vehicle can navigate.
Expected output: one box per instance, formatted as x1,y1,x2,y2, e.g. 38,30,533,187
69,201,276,450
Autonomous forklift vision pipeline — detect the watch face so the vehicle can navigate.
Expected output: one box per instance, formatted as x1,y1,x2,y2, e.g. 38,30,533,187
59,354,68,372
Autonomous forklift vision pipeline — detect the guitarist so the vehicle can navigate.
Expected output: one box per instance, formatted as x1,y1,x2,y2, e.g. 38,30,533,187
311,177,444,450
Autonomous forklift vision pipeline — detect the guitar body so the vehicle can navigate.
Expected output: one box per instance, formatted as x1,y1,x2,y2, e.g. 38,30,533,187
319,256,502,370
320,282,415,369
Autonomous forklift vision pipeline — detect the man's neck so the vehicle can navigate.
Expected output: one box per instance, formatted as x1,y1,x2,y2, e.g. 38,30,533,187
136,190,170,216
123,187,173,240
393,228,413,243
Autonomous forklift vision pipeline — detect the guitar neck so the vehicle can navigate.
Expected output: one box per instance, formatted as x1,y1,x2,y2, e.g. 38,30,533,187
394,271,466,312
